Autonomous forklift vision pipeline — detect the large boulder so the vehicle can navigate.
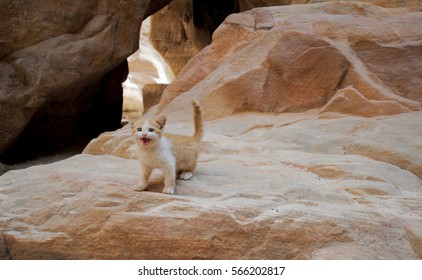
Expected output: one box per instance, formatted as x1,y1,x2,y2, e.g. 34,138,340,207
1,110,422,259
154,1,421,120
86,1,422,180
0,0,172,162
1,1,422,260
149,0,422,75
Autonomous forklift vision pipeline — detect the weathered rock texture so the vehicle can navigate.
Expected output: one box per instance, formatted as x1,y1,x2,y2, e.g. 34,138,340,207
1,1,422,260
82,2,422,260
0,0,171,162
154,1,421,119
122,17,174,120
149,0,421,75
2,109,422,259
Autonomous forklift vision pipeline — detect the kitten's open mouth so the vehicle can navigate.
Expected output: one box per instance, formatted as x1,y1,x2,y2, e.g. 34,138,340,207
140,137,151,146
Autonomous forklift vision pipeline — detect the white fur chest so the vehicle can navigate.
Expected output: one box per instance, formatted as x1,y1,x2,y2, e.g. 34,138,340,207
137,137,175,169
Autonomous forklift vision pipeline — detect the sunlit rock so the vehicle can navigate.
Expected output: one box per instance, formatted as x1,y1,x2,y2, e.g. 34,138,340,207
122,17,174,120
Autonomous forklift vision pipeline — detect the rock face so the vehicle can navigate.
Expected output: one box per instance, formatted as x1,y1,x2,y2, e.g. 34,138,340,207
122,17,174,120
155,1,421,119
149,0,421,75
2,110,422,259
0,0,172,162
1,1,422,260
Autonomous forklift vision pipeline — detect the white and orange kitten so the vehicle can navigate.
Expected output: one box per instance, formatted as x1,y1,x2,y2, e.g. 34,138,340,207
130,100,203,194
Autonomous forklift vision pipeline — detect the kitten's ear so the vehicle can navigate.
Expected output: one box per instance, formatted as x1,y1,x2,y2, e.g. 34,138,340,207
156,115,166,129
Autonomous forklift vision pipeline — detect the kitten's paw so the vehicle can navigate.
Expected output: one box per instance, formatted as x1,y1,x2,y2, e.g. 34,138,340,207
179,171,193,180
162,186,175,195
134,183,147,191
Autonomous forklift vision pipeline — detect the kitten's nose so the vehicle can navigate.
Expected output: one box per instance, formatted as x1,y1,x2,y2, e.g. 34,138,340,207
142,133,147,137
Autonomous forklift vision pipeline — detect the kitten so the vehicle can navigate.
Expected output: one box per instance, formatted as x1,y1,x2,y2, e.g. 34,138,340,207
130,100,203,194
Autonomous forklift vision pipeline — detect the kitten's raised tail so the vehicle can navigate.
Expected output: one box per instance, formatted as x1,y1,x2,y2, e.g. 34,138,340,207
192,99,203,141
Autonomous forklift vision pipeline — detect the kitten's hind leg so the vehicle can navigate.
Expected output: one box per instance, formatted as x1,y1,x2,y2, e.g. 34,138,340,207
179,171,193,180
134,165,152,191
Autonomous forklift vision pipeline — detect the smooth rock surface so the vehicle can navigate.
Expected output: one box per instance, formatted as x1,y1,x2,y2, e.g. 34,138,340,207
148,0,422,75
122,17,174,120
1,1,422,260
155,2,421,119
0,0,172,160
2,109,421,259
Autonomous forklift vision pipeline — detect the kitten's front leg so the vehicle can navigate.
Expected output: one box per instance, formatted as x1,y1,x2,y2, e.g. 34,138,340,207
162,172,176,194
162,164,176,195
134,165,152,191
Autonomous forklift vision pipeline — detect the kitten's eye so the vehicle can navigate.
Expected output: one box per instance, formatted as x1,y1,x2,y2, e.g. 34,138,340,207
148,128,155,133
137,127,142,132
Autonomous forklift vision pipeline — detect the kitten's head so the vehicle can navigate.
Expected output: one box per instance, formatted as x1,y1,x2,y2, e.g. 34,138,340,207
131,116,166,148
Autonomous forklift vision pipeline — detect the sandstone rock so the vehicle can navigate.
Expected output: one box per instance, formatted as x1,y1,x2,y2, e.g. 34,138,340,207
122,83,168,121
155,2,421,120
85,107,422,179
238,0,422,11
0,0,172,161
122,17,174,120
82,4,422,259
83,127,135,160
149,0,201,75
148,0,421,75
2,0,422,261
2,109,422,259
320,86,413,117
142,84,168,113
